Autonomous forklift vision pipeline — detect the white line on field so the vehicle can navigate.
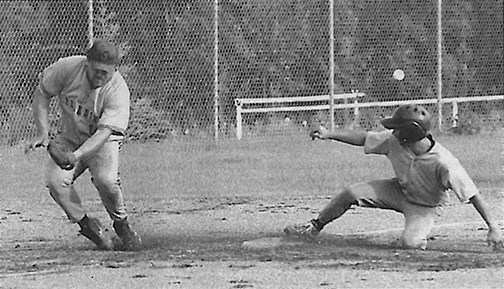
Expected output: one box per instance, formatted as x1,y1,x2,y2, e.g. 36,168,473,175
0,269,71,278
337,219,504,236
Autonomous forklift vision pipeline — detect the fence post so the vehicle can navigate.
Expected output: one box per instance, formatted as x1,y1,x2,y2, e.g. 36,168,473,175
87,0,94,48
436,0,443,131
452,100,458,128
329,0,335,131
235,99,243,140
353,99,359,118
213,0,219,141
349,98,359,129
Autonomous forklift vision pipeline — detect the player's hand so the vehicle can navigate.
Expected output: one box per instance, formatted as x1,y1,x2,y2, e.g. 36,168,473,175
487,228,504,253
47,140,77,170
24,135,49,154
309,125,329,140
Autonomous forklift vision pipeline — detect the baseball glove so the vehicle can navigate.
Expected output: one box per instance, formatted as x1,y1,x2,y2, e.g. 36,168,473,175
309,125,328,140
47,140,77,170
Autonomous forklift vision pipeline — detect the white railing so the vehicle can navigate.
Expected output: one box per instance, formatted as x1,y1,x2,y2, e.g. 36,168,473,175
234,94,504,140
234,92,365,140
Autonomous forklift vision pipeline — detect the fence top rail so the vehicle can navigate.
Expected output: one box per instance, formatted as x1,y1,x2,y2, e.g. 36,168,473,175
235,92,365,106
236,95,504,113
344,95,504,109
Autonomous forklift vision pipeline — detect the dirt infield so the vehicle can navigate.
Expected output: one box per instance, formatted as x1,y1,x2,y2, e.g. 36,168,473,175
1,192,503,289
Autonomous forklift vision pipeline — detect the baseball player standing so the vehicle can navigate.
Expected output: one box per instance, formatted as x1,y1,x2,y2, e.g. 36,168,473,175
284,104,503,251
25,39,141,251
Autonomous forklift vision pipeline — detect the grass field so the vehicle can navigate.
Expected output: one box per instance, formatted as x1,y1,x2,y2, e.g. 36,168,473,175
122,132,503,200
2,131,503,200
1,131,503,288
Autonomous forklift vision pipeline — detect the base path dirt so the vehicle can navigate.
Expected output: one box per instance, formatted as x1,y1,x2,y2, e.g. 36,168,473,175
1,194,503,288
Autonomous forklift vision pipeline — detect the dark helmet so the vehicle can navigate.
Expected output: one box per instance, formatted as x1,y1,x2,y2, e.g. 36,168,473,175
381,104,432,143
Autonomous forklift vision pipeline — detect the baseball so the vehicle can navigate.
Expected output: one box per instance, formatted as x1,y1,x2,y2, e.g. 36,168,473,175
393,69,405,80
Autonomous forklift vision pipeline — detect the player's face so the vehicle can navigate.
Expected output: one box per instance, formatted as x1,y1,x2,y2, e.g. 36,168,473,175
86,60,116,89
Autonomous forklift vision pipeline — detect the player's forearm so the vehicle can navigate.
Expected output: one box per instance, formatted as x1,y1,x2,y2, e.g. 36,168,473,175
73,128,112,161
324,131,367,146
470,193,500,231
32,88,51,137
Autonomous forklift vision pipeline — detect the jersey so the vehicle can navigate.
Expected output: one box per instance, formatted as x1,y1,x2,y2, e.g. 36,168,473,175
38,55,130,146
363,130,478,207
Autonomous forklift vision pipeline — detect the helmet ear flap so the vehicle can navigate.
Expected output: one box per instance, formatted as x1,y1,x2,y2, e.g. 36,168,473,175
397,121,427,143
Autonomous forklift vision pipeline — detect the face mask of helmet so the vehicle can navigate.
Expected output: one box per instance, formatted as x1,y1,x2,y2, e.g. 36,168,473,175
396,121,427,143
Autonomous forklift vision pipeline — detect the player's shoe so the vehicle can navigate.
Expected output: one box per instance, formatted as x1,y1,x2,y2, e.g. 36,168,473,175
113,218,142,251
284,220,320,238
79,217,114,250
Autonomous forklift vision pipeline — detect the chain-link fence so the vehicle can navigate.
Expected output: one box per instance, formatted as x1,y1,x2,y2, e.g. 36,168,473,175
1,0,502,150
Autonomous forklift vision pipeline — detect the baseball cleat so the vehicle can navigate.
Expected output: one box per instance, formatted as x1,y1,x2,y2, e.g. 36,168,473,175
79,217,114,250
284,220,320,238
113,218,142,251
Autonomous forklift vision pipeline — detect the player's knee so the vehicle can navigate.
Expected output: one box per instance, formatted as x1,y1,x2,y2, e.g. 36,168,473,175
340,186,359,203
399,235,427,250
91,175,121,192
45,171,73,191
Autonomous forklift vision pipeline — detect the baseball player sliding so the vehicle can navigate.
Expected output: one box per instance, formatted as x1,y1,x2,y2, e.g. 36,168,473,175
25,39,141,251
285,104,504,251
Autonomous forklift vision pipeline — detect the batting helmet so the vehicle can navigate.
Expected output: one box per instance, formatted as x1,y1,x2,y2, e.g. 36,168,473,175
381,104,431,143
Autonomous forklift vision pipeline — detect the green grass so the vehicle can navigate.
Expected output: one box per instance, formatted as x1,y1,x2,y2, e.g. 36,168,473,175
3,132,501,202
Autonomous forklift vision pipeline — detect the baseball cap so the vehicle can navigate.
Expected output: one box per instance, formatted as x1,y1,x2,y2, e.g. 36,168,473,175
86,39,120,65
381,104,431,131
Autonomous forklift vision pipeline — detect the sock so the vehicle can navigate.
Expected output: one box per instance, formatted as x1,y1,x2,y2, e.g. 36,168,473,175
114,217,128,226
311,218,324,231
78,215,90,229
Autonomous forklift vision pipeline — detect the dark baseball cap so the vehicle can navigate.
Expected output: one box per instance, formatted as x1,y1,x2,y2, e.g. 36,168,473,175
87,39,120,65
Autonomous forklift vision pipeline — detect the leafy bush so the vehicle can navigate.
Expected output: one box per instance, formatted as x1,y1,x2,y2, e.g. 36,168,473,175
126,98,174,142
0,105,33,146
449,114,481,135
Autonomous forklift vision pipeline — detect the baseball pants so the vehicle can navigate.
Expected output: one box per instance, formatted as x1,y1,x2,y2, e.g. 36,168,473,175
44,139,127,223
317,178,443,249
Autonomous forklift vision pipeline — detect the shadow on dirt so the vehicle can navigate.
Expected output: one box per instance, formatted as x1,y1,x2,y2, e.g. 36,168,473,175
122,232,504,272
2,229,503,275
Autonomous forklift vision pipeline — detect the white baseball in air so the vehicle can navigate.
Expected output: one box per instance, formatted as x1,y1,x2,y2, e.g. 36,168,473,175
393,69,405,80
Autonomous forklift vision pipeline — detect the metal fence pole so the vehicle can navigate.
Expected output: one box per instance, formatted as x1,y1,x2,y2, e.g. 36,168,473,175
329,0,335,131
437,0,443,131
87,0,94,47
214,0,219,141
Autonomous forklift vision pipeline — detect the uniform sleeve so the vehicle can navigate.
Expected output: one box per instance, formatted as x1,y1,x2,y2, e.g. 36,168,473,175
97,76,130,136
38,58,68,97
363,130,392,155
438,159,479,203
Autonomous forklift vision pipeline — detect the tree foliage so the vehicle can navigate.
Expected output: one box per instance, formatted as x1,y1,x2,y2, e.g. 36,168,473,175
0,0,502,143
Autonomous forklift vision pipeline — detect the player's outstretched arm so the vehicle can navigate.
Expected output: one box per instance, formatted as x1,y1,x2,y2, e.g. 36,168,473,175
469,193,504,252
310,125,366,146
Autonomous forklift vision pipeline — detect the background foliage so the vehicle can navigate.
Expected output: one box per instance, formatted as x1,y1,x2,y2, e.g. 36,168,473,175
0,0,502,145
